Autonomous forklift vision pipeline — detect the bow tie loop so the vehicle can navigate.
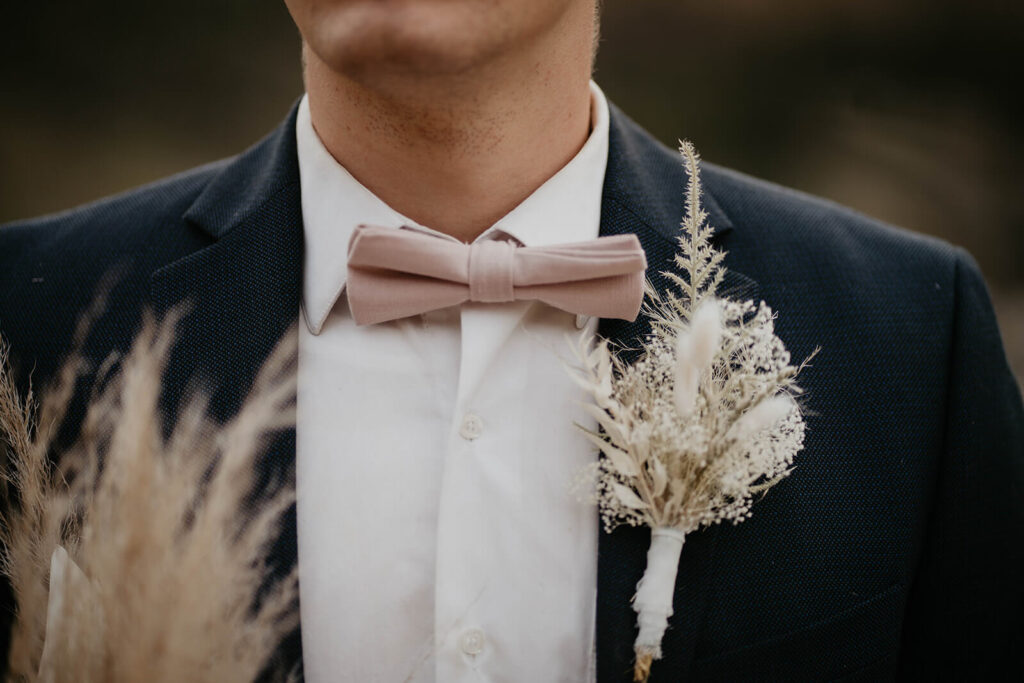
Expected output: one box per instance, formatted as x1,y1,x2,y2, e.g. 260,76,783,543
468,240,516,303
346,224,647,325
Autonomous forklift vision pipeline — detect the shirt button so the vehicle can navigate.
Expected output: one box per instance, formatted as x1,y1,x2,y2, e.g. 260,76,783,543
459,413,484,440
459,628,486,656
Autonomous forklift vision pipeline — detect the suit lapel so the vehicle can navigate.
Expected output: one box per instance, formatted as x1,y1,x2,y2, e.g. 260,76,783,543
149,103,304,418
149,105,306,676
596,105,759,681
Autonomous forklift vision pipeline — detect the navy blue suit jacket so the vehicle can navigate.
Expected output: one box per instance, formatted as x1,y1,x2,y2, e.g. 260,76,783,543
1,102,1022,681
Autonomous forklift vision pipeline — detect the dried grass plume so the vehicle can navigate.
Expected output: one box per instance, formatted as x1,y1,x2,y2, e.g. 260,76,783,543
0,310,300,683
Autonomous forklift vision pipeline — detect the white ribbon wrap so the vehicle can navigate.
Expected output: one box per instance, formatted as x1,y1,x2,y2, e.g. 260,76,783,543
633,527,686,658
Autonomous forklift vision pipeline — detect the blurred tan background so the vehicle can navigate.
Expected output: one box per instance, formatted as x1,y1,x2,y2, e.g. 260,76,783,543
1,1,1021,382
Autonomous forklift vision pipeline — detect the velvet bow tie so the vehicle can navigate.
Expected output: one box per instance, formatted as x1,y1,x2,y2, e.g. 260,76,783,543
344,224,648,326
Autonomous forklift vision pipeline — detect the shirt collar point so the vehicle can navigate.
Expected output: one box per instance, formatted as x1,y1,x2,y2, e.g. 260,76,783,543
302,291,344,336
301,302,323,336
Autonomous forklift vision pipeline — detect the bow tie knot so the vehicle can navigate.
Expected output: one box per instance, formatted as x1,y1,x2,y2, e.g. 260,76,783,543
468,239,516,303
345,224,647,325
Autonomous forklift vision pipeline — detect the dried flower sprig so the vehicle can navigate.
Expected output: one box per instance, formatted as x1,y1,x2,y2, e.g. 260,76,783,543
0,311,300,683
568,141,816,682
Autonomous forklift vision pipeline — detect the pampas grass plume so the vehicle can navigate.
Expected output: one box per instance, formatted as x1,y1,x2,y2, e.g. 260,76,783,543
0,311,300,683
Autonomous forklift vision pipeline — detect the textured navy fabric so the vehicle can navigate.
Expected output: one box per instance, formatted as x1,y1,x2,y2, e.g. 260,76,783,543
1,101,1021,682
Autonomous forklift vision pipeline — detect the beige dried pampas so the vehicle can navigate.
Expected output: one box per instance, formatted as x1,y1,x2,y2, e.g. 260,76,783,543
0,311,300,683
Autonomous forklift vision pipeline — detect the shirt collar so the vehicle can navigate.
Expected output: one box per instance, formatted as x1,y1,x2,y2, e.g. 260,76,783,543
297,81,611,335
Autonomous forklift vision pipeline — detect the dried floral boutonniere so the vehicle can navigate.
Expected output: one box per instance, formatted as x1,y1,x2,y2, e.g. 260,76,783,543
569,142,817,682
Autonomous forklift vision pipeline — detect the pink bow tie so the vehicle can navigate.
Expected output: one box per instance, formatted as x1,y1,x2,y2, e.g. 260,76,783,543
345,225,648,326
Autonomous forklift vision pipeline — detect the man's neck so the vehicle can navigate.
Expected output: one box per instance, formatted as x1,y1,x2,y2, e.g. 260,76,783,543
303,20,594,243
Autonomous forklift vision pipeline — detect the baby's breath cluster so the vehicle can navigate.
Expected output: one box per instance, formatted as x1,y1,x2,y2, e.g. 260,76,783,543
572,297,807,536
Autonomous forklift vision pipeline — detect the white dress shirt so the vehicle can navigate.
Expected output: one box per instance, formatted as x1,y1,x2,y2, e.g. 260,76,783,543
295,81,610,683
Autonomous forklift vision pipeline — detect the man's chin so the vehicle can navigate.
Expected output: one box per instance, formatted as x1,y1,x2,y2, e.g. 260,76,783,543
322,43,498,83
303,5,507,81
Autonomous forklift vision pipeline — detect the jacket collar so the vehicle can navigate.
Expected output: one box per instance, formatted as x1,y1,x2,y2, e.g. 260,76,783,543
181,106,303,242
152,99,756,682
602,102,733,243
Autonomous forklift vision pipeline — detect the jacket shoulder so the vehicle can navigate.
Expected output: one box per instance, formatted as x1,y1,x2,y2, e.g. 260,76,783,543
701,161,961,277
0,159,229,261
0,158,233,304
0,159,230,384
607,103,960,280
696,160,980,385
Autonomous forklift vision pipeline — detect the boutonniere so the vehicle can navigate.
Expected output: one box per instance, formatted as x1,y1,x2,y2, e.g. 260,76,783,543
569,142,817,682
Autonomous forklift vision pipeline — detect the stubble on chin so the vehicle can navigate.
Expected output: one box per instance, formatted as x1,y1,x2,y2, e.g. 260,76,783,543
302,2,518,86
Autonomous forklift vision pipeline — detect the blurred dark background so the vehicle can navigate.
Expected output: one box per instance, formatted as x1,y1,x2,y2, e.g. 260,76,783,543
1,0,1021,381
